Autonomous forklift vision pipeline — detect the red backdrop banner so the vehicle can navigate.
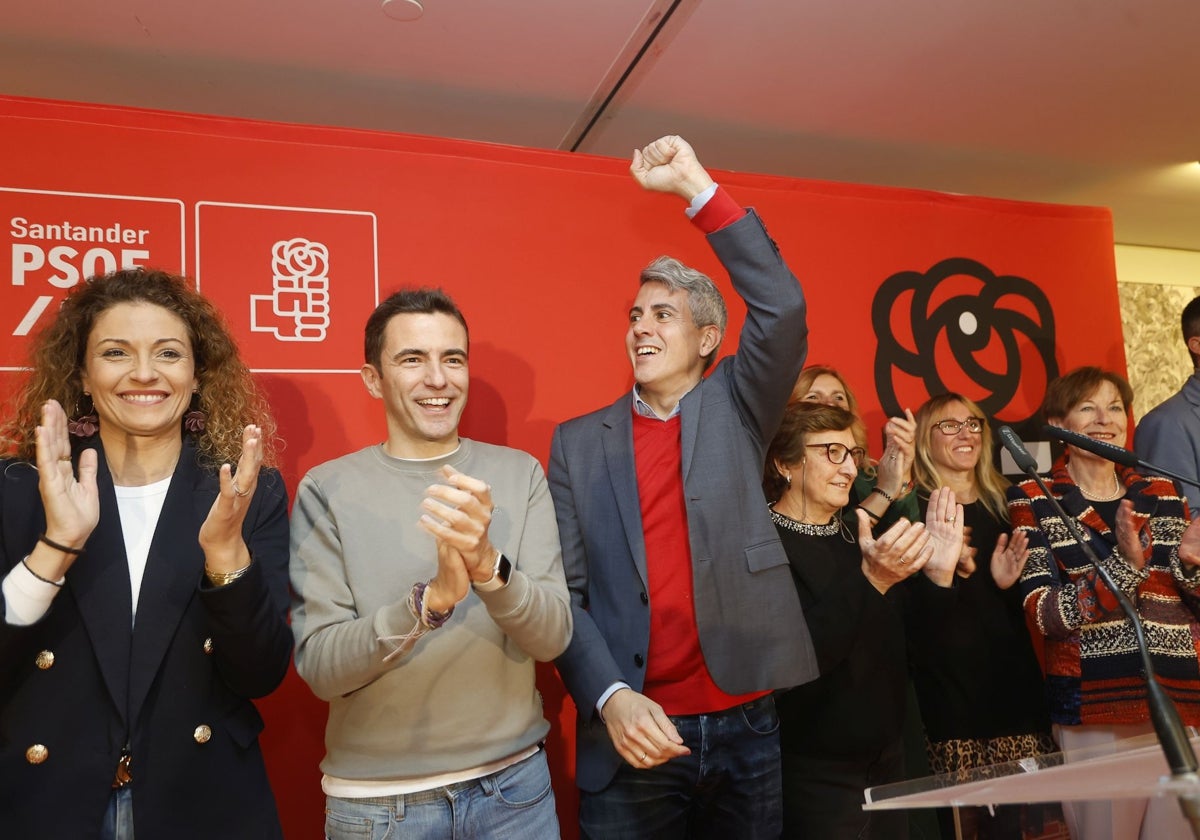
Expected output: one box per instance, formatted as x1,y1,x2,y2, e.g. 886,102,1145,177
0,95,1123,837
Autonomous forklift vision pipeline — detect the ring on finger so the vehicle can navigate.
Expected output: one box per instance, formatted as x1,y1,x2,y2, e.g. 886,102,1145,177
946,516,956,523
231,479,251,498
59,455,72,462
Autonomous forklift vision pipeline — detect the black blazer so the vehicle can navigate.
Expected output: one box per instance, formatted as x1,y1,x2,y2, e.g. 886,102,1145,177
0,437,291,838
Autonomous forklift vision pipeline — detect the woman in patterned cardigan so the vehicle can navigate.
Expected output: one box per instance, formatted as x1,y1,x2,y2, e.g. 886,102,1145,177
1007,366,1200,840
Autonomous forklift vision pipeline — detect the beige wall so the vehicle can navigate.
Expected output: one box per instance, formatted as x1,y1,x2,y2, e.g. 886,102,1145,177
1116,245,1200,421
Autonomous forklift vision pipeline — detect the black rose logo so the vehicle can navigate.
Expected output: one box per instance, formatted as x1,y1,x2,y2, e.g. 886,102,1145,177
872,256,1057,426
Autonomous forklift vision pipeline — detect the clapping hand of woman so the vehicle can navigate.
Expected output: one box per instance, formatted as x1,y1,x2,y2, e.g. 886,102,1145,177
876,408,917,498
1179,515,1200,572
197,423,264,577
922,486,966,588
855,508,931,595
31,400,99,580
991,530,1031,590
1114,498,1153,572
957,525,978,579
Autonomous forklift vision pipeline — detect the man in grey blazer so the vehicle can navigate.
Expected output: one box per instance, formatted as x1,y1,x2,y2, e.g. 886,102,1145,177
1136,294,1200,516
550,135,818,838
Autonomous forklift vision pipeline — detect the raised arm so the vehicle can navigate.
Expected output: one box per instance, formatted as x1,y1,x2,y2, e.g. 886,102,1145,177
199,463,293,699
20,400,99,585
629,135,715,202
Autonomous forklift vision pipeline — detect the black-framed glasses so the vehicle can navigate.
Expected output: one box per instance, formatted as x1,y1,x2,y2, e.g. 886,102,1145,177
931,417,985,435
805,442,866,465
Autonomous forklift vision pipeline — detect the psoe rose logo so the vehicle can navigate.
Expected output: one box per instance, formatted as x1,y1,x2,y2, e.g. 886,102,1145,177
250,238,331,342
871,256,1057,425
195,202,377,373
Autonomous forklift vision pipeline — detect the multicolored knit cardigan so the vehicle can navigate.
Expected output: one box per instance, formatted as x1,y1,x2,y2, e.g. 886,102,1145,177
1006,456,1200,726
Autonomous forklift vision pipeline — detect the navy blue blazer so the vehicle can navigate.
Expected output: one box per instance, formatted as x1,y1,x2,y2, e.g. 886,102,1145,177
551,210,819,792
0,437,290,838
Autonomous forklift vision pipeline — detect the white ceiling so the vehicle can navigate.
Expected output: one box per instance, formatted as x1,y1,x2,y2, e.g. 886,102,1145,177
4,0,1199,251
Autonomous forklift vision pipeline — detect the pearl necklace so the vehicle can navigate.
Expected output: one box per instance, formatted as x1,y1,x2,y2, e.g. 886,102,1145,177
1072,468,1123,501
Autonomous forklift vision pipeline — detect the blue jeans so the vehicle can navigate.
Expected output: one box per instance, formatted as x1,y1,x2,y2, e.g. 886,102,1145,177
101,786,135,840
324,748,559,839
580,694,782,840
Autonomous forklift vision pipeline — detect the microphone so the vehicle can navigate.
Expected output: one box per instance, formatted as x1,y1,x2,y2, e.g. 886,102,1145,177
1042,425,1139,468
997,425,1039,474
1000,425,1200,805
1042,424,1200,491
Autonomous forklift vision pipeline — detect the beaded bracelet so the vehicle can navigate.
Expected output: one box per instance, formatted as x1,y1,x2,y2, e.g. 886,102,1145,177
870,486,896,504
411,581,454,629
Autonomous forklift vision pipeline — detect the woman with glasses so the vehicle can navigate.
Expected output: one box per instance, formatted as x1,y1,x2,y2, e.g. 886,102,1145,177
792,365,919,532
764,401,963,838
1009,367,1200,840
909,394,1061,839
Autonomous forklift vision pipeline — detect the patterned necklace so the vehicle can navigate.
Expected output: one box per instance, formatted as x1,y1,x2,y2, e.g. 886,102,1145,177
769,506,840,536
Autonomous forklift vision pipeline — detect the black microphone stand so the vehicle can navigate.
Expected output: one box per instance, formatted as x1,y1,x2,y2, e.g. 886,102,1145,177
1001,428,1200,836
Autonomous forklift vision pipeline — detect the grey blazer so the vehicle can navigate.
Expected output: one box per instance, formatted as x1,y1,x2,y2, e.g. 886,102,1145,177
551,210,819,792
1135,372,1200,515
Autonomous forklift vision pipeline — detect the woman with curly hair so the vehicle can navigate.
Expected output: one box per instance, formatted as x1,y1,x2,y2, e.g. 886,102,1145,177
0,268,290,839
909,393,1060,839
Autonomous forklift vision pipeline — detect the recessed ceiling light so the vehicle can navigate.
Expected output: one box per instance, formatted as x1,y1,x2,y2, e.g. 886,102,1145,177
382,0,423,21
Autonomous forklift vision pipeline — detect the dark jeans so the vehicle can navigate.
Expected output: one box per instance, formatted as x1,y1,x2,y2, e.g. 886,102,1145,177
580,694,782,840
101,786,134,840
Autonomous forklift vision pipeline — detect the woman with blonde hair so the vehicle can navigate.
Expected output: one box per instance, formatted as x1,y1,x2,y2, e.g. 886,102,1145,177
0,268,290,838
909,392,1060,839
792,364,919,532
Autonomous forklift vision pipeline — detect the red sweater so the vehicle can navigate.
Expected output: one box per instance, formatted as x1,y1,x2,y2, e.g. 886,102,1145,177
633,411,766,714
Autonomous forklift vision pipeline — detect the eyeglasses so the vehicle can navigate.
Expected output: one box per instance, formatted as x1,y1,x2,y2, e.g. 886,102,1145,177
805,442,866,465
931,417,985,436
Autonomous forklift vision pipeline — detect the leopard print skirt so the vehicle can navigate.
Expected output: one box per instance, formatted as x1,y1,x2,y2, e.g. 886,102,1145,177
927,733,1070,839
927,731,1059,777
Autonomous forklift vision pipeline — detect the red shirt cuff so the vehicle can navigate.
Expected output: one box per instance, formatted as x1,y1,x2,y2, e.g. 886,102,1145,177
690,187,746,234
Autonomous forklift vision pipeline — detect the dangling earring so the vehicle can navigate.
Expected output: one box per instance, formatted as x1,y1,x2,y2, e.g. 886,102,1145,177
784,473,791,486
68,392,99,438
183,391,206,434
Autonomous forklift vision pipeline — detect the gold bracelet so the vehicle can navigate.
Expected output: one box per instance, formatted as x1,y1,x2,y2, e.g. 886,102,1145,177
204,563,252,587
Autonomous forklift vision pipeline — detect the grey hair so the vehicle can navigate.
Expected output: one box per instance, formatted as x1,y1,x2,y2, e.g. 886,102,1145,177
639,256,728,369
